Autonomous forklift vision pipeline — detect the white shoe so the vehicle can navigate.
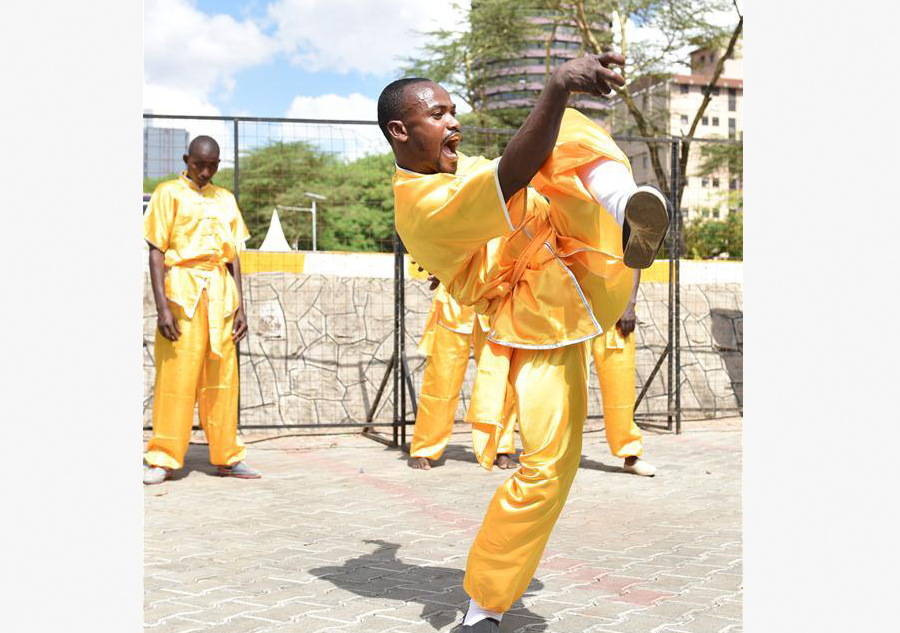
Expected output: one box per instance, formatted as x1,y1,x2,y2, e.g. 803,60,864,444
623,458,657,477
622,186,669,269
143,465,170,485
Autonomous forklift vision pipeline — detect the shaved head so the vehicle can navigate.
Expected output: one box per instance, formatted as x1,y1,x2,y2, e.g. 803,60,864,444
377,77,433,142
188,135,219,158
183,135,221,188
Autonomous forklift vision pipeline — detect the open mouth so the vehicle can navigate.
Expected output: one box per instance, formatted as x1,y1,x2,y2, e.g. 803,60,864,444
441,134,461,159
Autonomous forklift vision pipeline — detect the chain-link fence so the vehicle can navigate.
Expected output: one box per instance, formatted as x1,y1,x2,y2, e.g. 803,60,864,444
142,114,742,440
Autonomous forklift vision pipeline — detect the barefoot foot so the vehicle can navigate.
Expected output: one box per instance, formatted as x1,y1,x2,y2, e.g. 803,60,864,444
495,453,518,469
408,456,432,470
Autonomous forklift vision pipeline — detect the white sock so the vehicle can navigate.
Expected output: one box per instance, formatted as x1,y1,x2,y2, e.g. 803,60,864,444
575,157,637,227
463,598,503,626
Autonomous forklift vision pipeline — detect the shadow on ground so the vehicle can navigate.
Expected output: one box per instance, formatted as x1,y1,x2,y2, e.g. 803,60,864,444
394,440,626,476
163,443,224,481
309,540,548,631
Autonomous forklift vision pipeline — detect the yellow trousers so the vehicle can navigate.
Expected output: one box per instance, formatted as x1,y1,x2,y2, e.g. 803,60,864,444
464,340,588,613
410,324,515,460
145,292,246,470
591,331,643,458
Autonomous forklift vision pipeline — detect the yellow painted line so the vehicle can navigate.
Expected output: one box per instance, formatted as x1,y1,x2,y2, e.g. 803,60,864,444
239,250,731,284
239,251,306,274
642,259,673,283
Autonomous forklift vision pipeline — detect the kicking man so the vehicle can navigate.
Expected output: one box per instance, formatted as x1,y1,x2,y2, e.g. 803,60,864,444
379,52,667,630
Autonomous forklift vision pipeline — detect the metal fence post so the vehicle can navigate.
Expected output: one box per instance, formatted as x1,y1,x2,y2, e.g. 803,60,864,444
398,236,407,448
675,140,685,434
667,140,678,431
233,118,239,203
392,231,402,447
233,117,241,428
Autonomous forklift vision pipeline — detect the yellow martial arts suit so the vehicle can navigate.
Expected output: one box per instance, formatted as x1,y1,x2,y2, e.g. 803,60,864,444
143,172,250,470
410,285,515,461
394,108,634,612
591,327,643,458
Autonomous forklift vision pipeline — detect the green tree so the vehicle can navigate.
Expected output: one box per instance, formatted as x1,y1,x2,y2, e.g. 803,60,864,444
402,0,538,129
143,172,181,193
684,210,741,260
276,152,396,252
569,0,743,204
696,136,743,210
226,141,336,249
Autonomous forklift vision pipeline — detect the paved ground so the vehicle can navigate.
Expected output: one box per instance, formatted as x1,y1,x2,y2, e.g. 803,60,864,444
144,419,742,633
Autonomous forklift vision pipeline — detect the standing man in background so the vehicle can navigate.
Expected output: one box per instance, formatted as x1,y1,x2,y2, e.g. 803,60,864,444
409,280,517,471
591,269,657,476
143,135,261,485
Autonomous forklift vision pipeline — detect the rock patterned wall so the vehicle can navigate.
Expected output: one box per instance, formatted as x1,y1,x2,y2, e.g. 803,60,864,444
143,272,742,428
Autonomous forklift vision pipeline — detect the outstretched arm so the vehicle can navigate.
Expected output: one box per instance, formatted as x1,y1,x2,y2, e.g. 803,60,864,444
496,52,625,203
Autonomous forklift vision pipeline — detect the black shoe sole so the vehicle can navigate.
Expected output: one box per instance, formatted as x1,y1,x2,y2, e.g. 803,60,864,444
623,189,670,269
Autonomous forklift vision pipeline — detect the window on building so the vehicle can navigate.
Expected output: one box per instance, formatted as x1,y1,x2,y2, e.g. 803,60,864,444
728,87,737,111
701,177,709,188
712,86,720,96
702,116,709,125
700,54,706,64
680,84,689,94
712,178,720,188
712,117,719,126
680,114,688,125
642,156,648,168
713,210,720,219
728,118,736,140
730,178,738,190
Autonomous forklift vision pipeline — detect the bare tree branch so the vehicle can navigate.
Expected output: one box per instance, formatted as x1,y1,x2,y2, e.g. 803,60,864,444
677,14,742,204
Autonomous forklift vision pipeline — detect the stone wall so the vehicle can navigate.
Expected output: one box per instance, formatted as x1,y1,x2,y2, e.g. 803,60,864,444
143,272,742,428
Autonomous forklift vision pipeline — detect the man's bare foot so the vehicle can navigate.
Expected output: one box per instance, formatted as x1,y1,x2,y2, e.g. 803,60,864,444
408,456,432,470
495,453,518,469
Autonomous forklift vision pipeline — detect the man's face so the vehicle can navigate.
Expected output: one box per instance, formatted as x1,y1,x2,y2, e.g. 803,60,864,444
183,146,220,188
393,83,462,174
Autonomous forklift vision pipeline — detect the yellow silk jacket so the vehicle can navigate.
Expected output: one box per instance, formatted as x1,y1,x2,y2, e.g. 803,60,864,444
143,172,250,357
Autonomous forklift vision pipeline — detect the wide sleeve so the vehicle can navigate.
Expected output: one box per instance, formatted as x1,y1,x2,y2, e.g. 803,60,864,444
394,157,522,283
143,184,175,251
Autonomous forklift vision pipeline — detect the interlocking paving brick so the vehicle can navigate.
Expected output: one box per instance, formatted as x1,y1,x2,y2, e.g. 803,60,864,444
146,423,742,632
144,617,208,633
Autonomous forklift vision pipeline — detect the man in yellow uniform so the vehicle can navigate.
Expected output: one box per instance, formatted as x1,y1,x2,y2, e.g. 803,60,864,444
379,52,668,631
408,283,517,470
142,135,261,485
592,269,656,476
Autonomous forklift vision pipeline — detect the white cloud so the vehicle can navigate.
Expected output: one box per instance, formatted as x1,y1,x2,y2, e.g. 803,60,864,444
283,93,388,161
285,92,378,120
143,0,277,114
267,0,465,76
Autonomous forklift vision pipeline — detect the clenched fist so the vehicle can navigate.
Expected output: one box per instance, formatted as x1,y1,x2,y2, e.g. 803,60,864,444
553,52,626,97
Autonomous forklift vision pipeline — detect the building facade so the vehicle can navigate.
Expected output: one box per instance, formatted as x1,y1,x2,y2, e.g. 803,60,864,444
143,125,189,180
476,9,611,122
608,40,743,223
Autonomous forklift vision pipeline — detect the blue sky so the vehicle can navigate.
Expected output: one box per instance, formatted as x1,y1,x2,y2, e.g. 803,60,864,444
144,0,465,120
191,0,396,116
